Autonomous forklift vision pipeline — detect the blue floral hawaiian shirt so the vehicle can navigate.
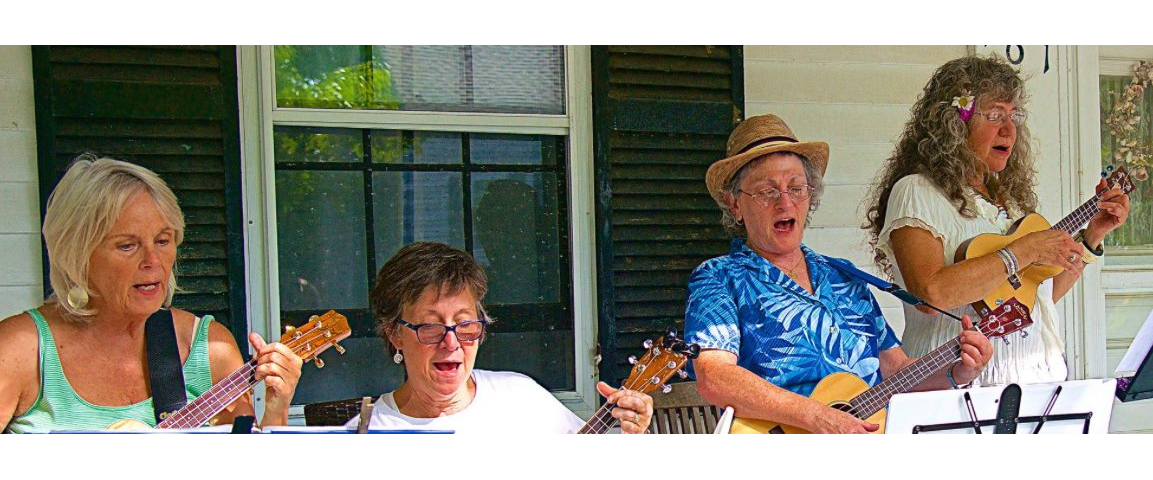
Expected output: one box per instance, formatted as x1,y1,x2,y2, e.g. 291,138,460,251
685,238,900,397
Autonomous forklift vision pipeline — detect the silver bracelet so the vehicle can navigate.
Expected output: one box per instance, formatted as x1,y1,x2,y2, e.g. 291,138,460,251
996,248,1022,288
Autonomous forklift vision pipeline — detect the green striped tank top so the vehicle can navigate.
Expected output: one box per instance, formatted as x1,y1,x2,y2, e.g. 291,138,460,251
6,309,215,433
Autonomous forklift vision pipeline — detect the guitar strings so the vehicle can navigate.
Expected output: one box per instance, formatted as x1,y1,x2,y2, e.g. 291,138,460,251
162,326,333,428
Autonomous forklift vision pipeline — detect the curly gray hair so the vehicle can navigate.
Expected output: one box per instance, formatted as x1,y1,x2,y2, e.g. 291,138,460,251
863,55,1037,278
718,152,825,237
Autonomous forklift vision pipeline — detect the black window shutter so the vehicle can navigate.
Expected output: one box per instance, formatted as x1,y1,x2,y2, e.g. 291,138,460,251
32,46,248,349
592,46,744,385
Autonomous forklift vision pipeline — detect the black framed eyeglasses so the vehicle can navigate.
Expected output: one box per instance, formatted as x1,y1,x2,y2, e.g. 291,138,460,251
397,318,489,345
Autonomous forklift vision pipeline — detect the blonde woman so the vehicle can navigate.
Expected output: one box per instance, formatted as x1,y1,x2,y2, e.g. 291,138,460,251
1,156,302,433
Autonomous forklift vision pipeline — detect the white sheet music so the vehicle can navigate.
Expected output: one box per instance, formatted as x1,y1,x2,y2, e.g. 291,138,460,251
885,378,1116,434
1117,307,1153,373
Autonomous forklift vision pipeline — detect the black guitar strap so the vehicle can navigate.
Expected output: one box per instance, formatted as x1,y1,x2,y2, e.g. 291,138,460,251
145,309,187,424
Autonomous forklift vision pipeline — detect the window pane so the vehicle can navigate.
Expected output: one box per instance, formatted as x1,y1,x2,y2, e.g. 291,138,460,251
369,130,462,164
275,45,565,114
471,172,572,391
275,171,368,311
373,171,465,269
368,130,403,164
1105,294,1153,374
477,330,575,391
1100,75,1153,253
413,131,462,164
471,133,558,166
274,126,363,164
274,45,396,110
271,126,574,396
471,172,562,303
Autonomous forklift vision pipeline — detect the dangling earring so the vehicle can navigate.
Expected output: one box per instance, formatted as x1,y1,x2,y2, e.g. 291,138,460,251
393,350,404,364
736,218,744,226
65,286,89,310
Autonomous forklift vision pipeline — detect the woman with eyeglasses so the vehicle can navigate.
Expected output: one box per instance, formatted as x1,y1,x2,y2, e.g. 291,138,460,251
347,241,653,433
685,114,992,433
863,55,1130,385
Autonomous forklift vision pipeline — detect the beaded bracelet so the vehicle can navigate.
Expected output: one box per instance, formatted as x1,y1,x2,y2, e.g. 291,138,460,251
946,363,962,389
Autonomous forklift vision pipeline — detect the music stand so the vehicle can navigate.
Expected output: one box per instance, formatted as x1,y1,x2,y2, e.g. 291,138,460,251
1116,317,1153,402
884,379,1116,434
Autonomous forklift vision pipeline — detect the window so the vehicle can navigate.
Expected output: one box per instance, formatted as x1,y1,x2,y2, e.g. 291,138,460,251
239,46,596,416
1100,73,1153,259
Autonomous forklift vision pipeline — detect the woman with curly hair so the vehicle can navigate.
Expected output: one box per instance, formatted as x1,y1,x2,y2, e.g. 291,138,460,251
864,55,1130,385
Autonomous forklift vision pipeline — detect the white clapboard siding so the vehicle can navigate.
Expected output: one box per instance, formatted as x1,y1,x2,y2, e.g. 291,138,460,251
745,60,939,105
0,45,43,319
744,46,968,65
746,102,912,145
1100,45,1153,59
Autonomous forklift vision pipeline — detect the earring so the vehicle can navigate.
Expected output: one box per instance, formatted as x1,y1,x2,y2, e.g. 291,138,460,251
393,350,404,364
65,286,89,310
736,218,744,226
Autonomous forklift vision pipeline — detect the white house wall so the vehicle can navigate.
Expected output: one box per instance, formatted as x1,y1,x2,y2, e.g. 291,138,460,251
0,45,42,319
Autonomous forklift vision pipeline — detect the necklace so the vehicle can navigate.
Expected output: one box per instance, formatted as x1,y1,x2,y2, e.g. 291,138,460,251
748,242,808,280
775,254,806,280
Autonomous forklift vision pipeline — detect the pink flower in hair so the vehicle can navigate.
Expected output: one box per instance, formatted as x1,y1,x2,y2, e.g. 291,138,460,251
952,94,976,122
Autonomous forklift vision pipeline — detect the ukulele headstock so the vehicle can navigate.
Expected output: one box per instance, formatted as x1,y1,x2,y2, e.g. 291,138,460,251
622,328,701,396
1103,165,1137,194
280,310,351,368
976,297,1033,344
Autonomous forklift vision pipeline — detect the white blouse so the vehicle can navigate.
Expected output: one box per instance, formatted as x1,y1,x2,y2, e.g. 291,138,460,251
877,174,1067,385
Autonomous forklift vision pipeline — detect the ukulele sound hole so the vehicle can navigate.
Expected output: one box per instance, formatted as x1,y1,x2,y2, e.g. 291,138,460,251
831,402,858,417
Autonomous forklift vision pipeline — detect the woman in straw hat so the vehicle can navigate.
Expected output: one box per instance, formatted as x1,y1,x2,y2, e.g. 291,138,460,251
863,56,1129,386
684,114,992,433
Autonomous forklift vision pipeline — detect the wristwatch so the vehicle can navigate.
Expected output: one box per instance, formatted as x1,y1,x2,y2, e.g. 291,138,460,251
1075,229,1103,264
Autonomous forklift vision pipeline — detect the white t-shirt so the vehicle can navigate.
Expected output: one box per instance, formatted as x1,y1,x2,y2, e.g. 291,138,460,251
877,174,1068,385
345,369,586,434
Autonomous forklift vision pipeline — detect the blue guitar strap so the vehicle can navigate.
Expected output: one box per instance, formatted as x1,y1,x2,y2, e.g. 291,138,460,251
145,308,187,424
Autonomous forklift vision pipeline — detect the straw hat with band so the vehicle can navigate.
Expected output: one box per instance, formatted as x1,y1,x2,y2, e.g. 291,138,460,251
705,114,829,206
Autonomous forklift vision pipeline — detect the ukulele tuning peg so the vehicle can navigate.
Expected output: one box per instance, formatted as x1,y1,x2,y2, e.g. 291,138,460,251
678,369,689,379
333,344,346,355
666,361,677,369
1001,337,1010,346
687,344,701,358
1107,164,1115,172
661,384,673,394
627,355,638,365
1020,330,1030,339
284,324,296,333
314,357,325,369
643,339,654,349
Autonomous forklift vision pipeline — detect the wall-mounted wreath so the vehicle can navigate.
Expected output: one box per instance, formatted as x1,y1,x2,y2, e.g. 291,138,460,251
1104,60,1152,181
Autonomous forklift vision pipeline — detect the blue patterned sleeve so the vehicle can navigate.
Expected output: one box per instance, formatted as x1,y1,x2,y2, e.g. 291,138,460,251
684,260,741,356
867,290,901,351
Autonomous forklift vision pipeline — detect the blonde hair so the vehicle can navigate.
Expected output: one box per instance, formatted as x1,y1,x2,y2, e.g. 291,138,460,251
42,155,185,319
